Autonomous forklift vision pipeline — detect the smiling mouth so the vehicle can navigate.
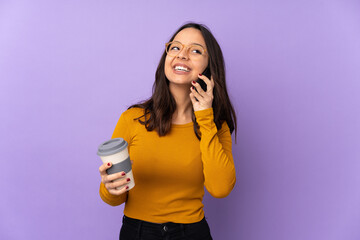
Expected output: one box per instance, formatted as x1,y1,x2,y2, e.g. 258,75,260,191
174,66,190,72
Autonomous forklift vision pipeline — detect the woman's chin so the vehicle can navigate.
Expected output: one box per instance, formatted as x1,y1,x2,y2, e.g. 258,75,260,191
168,75,196,85
169,81,192,88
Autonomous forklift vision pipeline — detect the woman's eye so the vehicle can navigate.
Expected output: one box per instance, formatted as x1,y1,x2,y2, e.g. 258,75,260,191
191,49,202,54
171,47,180,51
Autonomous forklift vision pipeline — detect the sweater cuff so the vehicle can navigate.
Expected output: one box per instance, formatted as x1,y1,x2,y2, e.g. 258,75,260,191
194,108,216,134
194,108,214,120
100,182,128,206
100,182,112,198
100,182,120,200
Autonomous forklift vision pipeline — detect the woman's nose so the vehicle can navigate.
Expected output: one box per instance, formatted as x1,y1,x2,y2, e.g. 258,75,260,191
177,48,189,60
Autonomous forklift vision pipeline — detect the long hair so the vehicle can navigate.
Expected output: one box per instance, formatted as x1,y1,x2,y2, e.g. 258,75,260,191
128,22,237,141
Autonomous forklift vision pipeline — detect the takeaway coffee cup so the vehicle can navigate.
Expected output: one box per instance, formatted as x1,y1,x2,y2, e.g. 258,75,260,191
97,138,135,190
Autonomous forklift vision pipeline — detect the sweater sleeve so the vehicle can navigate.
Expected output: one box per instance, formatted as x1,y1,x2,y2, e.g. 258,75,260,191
99,109,135,206
194,108,236,198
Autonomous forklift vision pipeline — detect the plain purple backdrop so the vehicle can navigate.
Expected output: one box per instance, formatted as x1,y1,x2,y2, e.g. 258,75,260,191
1,0,359,239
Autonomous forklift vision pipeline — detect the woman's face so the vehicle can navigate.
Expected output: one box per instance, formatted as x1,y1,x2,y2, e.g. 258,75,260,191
164,28,209,86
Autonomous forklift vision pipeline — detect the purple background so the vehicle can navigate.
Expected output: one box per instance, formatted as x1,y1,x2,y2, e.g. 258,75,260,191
1,0,359,239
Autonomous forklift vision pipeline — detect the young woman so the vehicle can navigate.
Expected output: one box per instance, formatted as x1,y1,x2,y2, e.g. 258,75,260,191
98,22,237,240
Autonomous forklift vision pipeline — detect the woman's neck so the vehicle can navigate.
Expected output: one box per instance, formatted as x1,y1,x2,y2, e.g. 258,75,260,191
169,83,193,124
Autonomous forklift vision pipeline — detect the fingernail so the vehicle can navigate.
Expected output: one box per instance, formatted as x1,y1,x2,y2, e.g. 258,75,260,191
126,186,129,190
127,178,130,182
198,73,202,76
192,81,196,84
107,163,111,166
192,86,195,90
122,172,126,176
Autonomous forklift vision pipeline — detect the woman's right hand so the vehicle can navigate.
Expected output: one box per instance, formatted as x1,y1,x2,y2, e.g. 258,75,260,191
99,162,130,196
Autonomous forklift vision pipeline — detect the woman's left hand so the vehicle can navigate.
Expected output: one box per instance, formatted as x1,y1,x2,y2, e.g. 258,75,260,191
189,74,215,111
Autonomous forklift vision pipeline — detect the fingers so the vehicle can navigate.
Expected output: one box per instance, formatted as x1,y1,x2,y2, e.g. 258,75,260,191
108,185,129,196
101,171,126,184
105,176,130,190
190,74,214,111
99,162,126,184
190,85,203,101
99,162,132,195
107,171,127,182
189,91,198,105
197,74,214,92
191,80,205,95
99,162,112,175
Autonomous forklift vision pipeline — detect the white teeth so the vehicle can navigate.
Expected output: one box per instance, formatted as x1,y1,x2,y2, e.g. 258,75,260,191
174,66,189,72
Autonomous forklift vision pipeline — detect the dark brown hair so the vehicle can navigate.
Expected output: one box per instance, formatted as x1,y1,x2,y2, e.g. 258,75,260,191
128,22,237,141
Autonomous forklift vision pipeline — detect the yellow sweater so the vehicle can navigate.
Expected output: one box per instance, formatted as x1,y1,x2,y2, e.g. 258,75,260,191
99,107,236,223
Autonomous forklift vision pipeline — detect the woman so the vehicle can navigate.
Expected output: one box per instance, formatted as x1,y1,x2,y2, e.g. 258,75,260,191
98,22,237,240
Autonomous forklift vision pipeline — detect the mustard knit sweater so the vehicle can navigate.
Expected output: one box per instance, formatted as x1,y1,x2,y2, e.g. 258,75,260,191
99,107,236,223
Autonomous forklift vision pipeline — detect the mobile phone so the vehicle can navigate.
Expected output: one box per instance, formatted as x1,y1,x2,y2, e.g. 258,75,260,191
196,67,211,92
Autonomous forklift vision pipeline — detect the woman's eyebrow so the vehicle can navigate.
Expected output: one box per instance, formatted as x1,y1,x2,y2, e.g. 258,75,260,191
192,43,205,48
173,40,205,48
